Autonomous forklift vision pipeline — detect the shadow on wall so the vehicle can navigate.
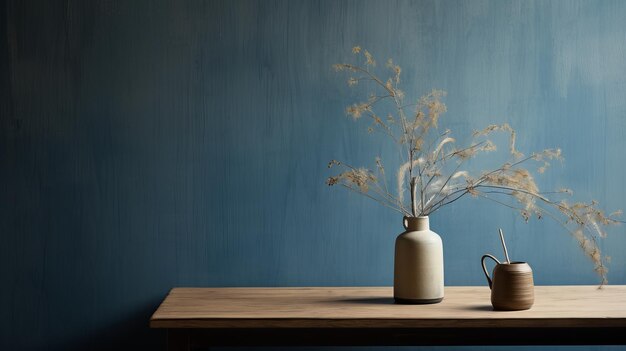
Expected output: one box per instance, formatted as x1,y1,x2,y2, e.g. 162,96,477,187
50,300,163,351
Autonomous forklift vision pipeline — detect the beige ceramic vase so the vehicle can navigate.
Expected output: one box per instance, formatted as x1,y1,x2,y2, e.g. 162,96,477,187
394,216,444,304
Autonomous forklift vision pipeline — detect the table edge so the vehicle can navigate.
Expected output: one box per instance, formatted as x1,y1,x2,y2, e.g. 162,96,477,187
149,317,626,329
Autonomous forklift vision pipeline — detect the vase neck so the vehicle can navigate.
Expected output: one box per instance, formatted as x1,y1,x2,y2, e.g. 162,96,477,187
403,216,429,231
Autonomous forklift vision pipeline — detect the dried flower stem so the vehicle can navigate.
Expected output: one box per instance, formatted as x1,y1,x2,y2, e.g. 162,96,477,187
328,47,622,284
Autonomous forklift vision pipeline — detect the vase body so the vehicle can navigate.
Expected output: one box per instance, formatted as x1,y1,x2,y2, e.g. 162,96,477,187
394,216,444,304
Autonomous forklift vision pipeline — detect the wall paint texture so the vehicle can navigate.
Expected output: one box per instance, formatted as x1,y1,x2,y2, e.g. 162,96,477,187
2,0,626,350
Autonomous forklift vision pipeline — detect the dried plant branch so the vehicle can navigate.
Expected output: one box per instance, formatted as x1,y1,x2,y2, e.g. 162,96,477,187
328,47,622,285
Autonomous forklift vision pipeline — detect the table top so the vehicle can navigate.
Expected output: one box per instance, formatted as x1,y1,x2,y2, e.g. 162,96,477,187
150,285,626,329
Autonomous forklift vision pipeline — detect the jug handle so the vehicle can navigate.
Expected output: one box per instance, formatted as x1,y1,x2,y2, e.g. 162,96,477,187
481,254,500,289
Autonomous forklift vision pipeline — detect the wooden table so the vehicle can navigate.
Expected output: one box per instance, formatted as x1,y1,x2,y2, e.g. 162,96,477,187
150,286,626,350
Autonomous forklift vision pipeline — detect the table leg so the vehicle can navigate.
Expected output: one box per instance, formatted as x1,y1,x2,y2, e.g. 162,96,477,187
167,329,190,351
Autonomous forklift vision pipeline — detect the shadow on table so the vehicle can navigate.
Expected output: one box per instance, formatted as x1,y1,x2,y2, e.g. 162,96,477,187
461,305,494,311
333,297,396,304
335,298,495,312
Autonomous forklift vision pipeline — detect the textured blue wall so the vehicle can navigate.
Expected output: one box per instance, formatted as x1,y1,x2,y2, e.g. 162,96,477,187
2,0,626,350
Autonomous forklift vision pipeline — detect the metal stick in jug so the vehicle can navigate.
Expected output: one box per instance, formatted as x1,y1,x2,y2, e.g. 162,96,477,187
499,228,511,264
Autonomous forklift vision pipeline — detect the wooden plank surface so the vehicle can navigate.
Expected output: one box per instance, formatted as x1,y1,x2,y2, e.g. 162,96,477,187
150,286,626,328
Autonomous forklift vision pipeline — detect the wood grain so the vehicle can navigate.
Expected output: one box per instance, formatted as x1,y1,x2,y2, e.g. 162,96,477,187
150,286,626,328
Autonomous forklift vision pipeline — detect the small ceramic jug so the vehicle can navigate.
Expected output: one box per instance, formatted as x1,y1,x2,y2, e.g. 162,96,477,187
481,254,534,311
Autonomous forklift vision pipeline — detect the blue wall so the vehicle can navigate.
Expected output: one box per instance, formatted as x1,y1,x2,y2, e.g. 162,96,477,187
2,0,626,349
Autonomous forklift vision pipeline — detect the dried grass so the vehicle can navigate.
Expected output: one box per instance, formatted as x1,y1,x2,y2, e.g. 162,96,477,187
327,47,622,285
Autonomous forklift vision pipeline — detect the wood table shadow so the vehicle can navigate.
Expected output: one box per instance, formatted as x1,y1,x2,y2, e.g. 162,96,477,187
337,299,495,311
334,297,396,304
462,304,495,311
